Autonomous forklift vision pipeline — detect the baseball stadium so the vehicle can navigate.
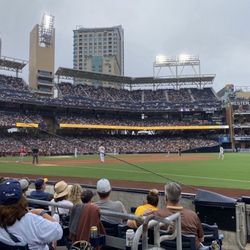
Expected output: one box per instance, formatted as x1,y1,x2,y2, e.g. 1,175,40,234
1,13,250,250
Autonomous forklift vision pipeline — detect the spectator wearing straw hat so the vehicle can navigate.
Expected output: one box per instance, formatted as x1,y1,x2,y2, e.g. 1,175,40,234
50,180,73,215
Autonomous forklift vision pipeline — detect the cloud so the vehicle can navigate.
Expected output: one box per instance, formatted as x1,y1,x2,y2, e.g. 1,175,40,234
0,0,249,90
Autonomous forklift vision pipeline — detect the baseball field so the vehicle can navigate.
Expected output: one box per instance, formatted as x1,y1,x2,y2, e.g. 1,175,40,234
0,152,250,197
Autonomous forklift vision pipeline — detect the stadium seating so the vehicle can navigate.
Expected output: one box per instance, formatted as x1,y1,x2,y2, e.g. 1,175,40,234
160,234,210,250
0,74,221,112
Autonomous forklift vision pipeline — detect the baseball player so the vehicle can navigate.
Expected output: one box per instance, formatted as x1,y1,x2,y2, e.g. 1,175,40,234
16,145,26,162
98,145,105,163
218,146,224,160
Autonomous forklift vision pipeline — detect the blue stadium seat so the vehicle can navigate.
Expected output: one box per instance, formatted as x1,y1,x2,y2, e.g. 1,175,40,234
202,223,223,249
160,234,210,250
101,220,120,237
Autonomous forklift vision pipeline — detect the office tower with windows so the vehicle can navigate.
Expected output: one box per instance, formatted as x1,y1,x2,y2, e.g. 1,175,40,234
73,25,124,86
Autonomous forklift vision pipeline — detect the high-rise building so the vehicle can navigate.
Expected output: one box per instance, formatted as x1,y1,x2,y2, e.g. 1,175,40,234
73,25,124,85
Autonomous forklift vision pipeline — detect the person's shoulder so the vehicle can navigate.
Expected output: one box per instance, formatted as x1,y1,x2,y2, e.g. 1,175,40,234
113,200,124,206
182,207,198,217
23,212,43,222
153,207,169,216
86,202,99,211
29,190,36,195
58,199,73,206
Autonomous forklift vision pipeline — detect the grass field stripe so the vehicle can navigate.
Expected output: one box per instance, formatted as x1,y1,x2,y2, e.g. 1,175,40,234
54,164,250,184
1,161,250,184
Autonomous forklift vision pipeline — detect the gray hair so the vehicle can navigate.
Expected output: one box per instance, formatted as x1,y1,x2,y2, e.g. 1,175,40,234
165,182,181,203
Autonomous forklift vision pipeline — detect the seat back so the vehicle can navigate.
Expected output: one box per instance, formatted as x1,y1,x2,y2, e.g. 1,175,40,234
57,214,71,247
202,223,223,249
160,234,197,250
101,220,119,237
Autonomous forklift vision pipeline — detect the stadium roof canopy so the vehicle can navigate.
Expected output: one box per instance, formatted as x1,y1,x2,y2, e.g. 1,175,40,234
55,67,215,88
0,56,27,73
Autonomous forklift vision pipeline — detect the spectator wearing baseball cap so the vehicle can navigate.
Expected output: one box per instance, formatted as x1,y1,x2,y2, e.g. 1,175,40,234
50,180,73,215
19,177,30,196
0,179,63,249
95,178,127,224
28,177,53,209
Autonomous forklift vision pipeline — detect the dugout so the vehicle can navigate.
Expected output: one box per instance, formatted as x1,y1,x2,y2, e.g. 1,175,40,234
194,189,237,231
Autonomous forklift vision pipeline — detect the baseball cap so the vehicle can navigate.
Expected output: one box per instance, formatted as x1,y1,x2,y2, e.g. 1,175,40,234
96,178,111,193
0,179,22,205
19,178,30,191
35,178,48,189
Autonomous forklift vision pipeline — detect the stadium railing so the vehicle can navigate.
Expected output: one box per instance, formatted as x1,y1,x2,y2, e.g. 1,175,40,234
27,198,183,250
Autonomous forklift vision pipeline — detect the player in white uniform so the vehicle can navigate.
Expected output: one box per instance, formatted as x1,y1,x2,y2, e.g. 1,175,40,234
98,145,105,163
218,146,224,160
74,147,78,158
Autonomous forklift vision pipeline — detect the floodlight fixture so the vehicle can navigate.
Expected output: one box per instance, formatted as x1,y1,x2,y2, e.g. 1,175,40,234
155,55,167,64
178,54,199,64
42,14,54,30
39,13,55,47
178,53,191,62
155,55,176,66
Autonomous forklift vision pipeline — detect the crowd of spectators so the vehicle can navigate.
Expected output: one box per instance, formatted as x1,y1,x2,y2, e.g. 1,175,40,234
56,114,221,126
57,81,219,104
0,74,27,90
0,133,218,156
0,111,43,127
0,74,221,112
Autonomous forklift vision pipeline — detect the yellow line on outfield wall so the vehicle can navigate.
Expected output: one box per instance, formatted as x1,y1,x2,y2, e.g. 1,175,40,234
16,123,39,128
60,124,229,130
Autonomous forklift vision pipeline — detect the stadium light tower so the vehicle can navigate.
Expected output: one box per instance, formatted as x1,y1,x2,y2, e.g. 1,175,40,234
29,13,55,95
153,53,202,89
153,53,200,78
39,13,55,47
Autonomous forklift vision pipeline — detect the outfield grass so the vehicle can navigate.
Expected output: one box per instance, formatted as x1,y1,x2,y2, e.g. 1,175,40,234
0,153,250,190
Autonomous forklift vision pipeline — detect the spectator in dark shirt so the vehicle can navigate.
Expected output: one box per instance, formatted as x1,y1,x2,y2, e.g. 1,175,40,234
28,178,53,209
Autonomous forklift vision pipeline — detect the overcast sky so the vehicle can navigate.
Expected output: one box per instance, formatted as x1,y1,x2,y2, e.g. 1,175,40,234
0,0,250,91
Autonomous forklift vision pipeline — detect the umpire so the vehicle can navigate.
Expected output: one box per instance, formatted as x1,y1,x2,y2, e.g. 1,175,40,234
32,148,39,164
